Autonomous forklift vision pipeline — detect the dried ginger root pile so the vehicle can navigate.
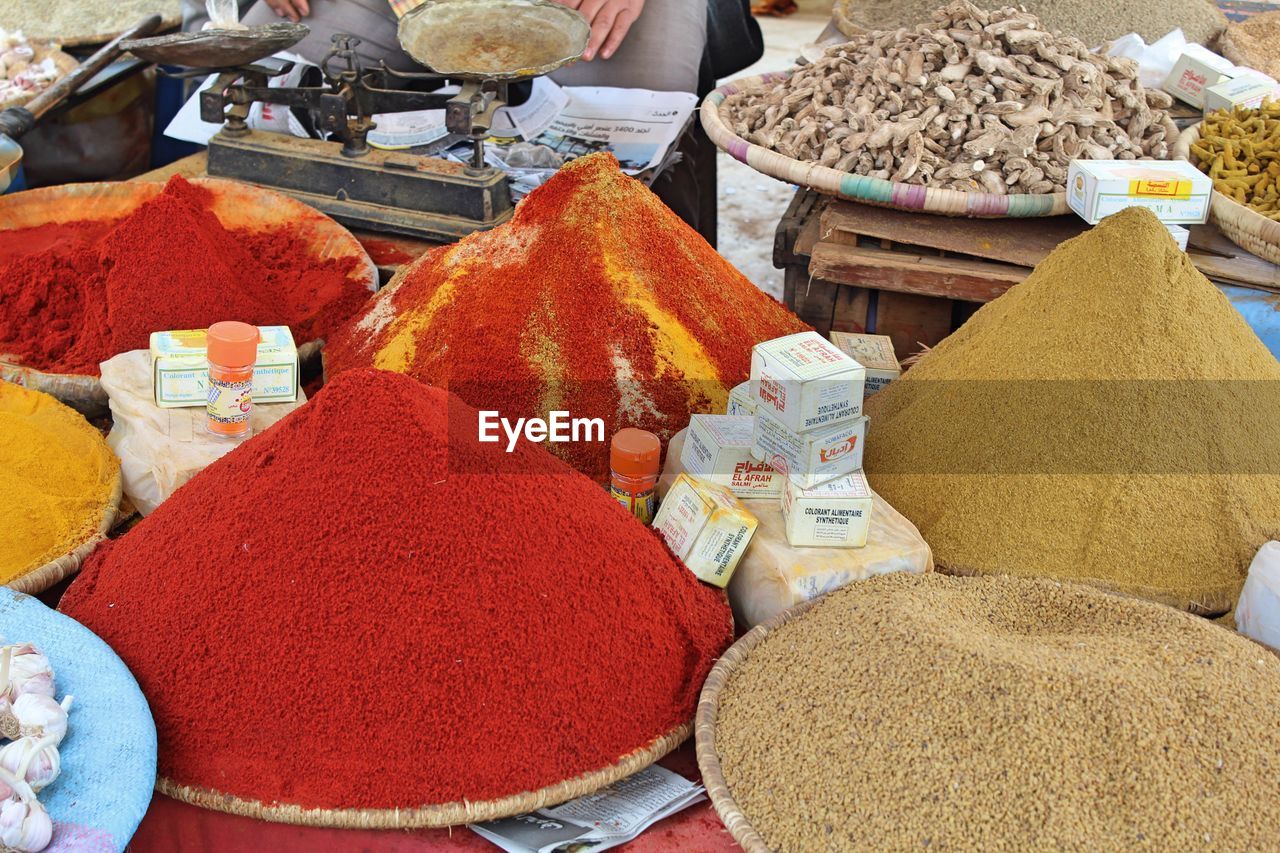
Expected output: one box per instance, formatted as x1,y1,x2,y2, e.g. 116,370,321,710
723,0,1176,194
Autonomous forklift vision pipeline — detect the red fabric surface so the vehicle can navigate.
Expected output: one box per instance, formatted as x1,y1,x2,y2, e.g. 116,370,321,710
130,746,739,853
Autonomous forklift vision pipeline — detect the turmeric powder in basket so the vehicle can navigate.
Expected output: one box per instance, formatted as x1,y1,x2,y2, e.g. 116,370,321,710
0,381,120,585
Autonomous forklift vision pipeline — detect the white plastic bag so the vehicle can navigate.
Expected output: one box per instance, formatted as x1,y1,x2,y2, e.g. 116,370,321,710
204,0,247,30
1106,29,1188,89
1236,541,1280,652
99,351,304,515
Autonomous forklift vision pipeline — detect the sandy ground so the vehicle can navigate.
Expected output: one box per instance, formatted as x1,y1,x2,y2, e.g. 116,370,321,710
716,1,833,299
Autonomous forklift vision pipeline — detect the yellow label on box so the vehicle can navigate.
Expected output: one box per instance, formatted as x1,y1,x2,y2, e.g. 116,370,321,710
1129,179,1192,199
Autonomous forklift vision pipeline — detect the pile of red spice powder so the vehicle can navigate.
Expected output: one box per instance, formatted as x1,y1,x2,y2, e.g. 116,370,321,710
324,153,808,481
60,368,732,812
0,176,372,375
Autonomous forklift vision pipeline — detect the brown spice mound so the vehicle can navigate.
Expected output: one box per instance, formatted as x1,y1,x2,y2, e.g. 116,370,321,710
864,206,1280,613
1220,11,1280,84
834,0,1226,48
715,573,1280,850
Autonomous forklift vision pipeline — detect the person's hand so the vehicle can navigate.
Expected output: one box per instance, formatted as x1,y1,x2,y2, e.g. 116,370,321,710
552,0,644,61
264,0,309,22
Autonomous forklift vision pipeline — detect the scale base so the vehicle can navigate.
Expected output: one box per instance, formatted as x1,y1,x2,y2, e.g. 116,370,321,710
206,129,514,242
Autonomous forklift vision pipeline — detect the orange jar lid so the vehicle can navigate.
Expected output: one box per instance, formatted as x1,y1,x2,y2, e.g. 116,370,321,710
207,321,260,367
611,428,661,478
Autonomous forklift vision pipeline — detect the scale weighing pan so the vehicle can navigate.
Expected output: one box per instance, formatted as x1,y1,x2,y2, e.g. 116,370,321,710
398,0,589,81
121,22,309,67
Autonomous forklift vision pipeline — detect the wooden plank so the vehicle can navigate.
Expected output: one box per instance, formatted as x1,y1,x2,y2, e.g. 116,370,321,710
809,241,1024,303
792,273,841,336
831,285,870,333
821,200,1086,268
873,291,953,361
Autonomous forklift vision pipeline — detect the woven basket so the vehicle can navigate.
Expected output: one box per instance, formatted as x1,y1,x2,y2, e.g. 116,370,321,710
830,0,864,38
156,722,691,828
696,597,824,853
0,179,378,417
1173,123,1280,265
702,72,1069,218
9,474,122,596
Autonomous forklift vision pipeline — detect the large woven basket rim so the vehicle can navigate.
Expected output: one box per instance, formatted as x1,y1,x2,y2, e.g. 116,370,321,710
695,597,824,853
156,721,692,829
1173,122,1280,265
7,465,122,595
702,70,1069,218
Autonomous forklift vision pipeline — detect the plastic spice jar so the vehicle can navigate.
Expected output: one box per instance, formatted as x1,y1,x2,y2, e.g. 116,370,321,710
206,321,259,440
610,428,661,524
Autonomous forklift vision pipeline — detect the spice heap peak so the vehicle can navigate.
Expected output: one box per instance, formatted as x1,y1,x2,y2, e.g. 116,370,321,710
60,368,731,816
325,153,807,481
865,206,1280,612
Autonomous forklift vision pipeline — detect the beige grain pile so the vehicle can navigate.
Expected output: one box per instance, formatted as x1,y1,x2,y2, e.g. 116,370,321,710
863,206,1280,614
1220,11,1280,84
834,0,1226,48
0,0,180,45
714,573,1280,850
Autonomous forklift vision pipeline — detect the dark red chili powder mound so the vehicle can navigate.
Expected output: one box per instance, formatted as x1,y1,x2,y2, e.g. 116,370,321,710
324,153,808,481
61,368,732,812
0,176,371,375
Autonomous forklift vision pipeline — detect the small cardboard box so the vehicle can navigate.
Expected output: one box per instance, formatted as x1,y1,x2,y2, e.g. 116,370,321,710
750,332,865,433
1162,50,1232,108
652,473,757,588
828,331,901,397
150,326,299,408
751,409,867,490
1204,76,1280,114
781,471,874,548
726,381,756,416
681,414,784,499
1067,160,1212,225
1166,224,1189,252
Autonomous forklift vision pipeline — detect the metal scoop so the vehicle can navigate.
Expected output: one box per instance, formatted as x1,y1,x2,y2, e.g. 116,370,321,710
120,22,309,69
0,14,163,193
397,0,589,81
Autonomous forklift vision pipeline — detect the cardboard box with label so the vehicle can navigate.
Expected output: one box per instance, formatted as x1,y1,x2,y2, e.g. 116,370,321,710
681,414,785,499
751,409,867,490
726,381,756,416
828,332,901,397
781,471,874,548
1203,76,1280,114
1067,160,1212,225
750,332,864,433
1162,50,1233,108
652,473,757,588
150,326,299,408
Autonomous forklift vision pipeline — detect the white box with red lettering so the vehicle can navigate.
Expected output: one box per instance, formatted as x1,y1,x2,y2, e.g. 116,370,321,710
750,332,864,433
681,414,785,499
751,408,867,489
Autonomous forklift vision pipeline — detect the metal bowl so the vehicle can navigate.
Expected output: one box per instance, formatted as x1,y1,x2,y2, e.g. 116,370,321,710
121,22,308,67
397,0,588,81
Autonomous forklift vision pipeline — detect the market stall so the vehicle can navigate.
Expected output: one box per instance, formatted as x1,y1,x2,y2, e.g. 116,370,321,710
3,0,1280,850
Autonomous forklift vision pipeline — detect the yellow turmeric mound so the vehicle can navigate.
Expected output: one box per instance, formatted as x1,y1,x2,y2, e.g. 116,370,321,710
865,206,1280,614
325,153,807,480
0,381,120,587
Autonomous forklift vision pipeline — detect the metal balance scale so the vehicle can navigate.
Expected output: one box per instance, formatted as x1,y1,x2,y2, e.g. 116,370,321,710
124,0,589,240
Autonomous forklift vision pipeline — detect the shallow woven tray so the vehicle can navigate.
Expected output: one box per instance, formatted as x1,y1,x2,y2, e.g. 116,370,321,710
703,71,1068,217
156,722,691,828
0,178,378,416
1174,123,1280,266
696,597,822,853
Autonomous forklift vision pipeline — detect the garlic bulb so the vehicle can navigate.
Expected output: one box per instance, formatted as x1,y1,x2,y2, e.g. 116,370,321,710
10,696,68,747
3,646,53,701
0,738,58,792
0,796,52,853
